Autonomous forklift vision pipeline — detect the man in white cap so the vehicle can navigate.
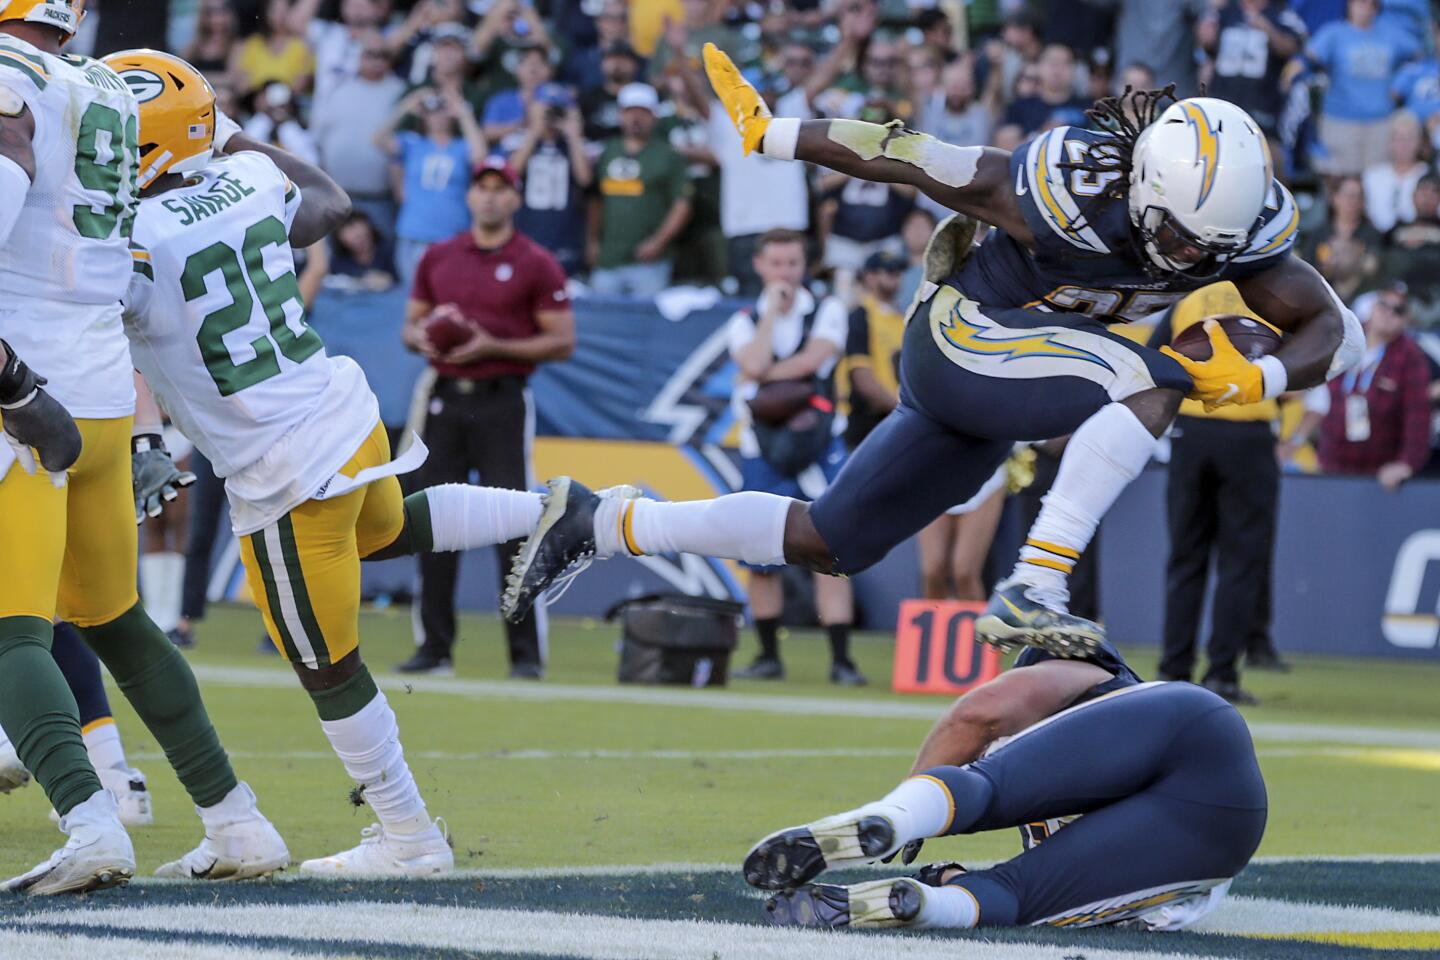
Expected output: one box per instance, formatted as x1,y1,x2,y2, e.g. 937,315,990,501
588,82,693,296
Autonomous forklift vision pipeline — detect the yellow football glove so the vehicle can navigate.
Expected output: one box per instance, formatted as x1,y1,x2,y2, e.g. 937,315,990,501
1159,319,1264,411
703,42,770,155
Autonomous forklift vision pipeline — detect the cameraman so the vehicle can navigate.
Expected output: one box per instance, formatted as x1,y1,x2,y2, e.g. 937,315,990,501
727,230,864,687
505,83,592,277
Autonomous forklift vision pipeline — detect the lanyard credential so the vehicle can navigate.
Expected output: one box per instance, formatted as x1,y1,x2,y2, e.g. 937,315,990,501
1342,344,1386,395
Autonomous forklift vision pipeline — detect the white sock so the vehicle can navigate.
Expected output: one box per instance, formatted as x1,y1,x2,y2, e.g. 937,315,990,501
82,719,128,772
318,691,431,836
1012,403,1156,596
859,775,954,845
915,884,980,929
139,552,184,633
424,484,543,551
196,781,260,828
593,493,791,565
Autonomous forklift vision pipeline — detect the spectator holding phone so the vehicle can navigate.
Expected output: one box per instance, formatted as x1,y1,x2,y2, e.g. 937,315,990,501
376,86,489,290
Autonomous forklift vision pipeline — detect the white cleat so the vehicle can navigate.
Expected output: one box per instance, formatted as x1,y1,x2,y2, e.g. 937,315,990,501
299,818,453,878
101,766,153,826
2,789,135,895
50,766,154,827
155,782,289,880
0,733,30,794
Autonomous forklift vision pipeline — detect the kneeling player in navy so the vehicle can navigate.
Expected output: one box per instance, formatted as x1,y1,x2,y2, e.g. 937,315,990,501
502,48,1363,659
745,665,1266,932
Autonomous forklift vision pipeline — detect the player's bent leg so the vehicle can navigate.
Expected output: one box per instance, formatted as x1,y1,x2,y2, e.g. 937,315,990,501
982,364,1184,657
51,623,153,826
56,417,240,812
243,484,451,878
503,398,1011,621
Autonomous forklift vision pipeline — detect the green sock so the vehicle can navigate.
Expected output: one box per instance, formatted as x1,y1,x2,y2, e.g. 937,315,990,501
0,616,101,817
309,664,380,722
79,603,237,808
362,491,433,561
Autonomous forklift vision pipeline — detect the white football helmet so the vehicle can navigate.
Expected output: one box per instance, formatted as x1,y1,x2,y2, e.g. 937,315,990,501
1128,97,1272,277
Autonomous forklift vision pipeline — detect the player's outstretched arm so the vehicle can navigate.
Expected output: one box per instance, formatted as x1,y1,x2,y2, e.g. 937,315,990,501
907,659,1113,773
1233,255,1358,391
703,43,1031,242
218,119,351,248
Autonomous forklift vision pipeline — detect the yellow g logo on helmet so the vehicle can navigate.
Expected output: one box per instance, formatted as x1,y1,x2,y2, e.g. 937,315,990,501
100,49,215,188
0,0,87,37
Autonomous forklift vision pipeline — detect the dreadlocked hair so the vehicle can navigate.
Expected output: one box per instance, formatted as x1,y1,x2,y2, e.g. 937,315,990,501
1056,84,1180,198
1050,84,1179,248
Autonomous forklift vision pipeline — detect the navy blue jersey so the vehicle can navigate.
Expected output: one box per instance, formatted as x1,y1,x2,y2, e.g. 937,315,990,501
1014,637,1143,703
952,126,1300,326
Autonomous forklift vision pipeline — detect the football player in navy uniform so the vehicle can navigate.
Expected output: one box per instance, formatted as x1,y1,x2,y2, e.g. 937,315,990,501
501,46,1364,658
742,652,1266,933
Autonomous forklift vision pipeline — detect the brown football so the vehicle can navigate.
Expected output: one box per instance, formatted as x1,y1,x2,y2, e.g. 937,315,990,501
1169,314,1281,361
424,303,478,353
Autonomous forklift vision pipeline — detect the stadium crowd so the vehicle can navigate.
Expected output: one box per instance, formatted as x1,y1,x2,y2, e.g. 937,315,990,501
90,1,1440,687
110,0,1440,470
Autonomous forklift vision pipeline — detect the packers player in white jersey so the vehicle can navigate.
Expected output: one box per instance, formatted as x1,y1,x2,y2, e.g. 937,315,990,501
0,1,294,895
106,49,583,876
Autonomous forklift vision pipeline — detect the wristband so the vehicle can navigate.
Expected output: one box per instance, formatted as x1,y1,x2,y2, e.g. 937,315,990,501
132,433,165,454
762,118,800,161
0,338,39,407
1257,354,1288,400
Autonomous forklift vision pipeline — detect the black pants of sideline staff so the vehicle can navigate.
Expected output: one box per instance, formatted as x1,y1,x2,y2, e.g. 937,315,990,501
411,375,542,669
1159,416,1278,687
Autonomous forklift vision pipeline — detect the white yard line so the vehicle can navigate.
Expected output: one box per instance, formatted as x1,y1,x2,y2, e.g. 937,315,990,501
127,746,916,763
188,664,1440,748
13,902,1235,960
1194,895,1440,934
0,931,311,960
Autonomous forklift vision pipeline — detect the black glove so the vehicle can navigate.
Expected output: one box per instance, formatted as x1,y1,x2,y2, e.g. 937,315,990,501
132,433,196,523
0,339,81,481
881,838,926,865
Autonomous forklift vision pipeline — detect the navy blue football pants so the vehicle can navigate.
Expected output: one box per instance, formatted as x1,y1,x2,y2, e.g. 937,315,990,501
810,287,1191,573
919,682,1267,926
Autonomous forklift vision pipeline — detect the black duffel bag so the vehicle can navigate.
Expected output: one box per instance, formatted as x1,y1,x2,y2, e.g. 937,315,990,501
608,593,744,687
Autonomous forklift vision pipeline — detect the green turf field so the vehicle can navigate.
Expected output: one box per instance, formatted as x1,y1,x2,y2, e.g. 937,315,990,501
2,604,1438,959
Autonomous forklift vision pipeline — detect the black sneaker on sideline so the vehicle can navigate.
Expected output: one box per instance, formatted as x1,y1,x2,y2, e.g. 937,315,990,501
830,661,868,687
396,650,455,676
1203,677,1259,706
167,626,194,649
1247,649,1292,673
508,661,544,681
733,657,785,681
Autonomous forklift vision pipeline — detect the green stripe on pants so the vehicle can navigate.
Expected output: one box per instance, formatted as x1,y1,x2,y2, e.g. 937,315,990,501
277,514,330,669
250,528,302,663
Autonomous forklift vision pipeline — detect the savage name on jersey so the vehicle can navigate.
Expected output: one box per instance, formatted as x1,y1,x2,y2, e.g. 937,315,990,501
123,149,378,535
953,124,1300,325
0,34,139,417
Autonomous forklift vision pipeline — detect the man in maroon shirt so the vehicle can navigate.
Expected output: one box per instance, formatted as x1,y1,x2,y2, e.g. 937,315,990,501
1286,284,1433,490
399,159,576,678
